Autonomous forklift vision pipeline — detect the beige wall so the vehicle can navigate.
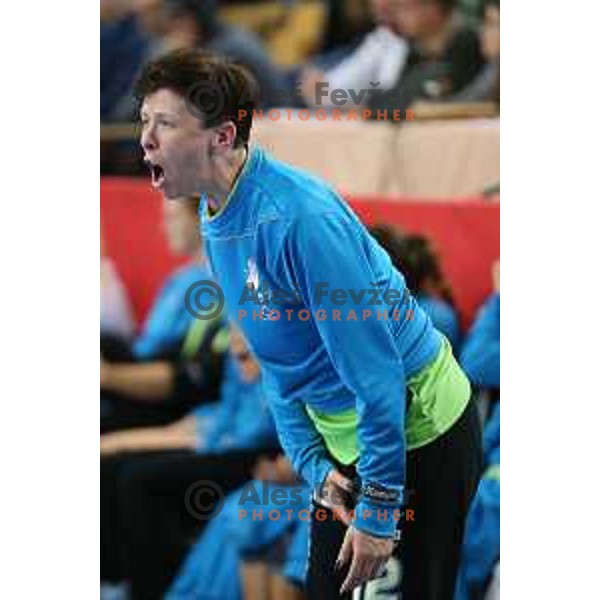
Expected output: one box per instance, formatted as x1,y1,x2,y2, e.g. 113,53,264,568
252,118,500,198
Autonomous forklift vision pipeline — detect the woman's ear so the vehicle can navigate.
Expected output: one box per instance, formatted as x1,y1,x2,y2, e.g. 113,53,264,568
213,121,237,151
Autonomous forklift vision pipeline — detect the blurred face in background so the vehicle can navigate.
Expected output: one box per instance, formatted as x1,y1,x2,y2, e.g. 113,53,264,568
481,4,500,61
370,0,391,27
162,197,201,255
230,328,260,383
162,5,202,51
345,0,374,31
134,0,166,36
389,0,448,39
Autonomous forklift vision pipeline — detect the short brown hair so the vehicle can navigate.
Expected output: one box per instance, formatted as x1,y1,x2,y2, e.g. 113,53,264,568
134,49,259,148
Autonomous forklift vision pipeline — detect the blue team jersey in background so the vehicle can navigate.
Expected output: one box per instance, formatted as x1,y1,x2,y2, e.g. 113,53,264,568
133,262,209,359
192,355,277,454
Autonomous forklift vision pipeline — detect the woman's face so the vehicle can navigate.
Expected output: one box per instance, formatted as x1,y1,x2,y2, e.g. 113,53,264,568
230,329,260,383
134,0,166,36
370,0,390,26
388,0,425,38
481,5,500,60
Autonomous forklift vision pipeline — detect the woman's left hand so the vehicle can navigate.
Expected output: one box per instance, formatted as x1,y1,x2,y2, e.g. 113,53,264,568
336,526,395,594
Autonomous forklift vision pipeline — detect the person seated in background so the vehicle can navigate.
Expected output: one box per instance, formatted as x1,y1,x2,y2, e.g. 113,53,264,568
104,0,284,120
368,0,485,112
101,233,135,342
454,402,500,600
101,196,227,432
444,0,499,104
300,0,409,109
101,329,280,600
161,0,285,108
101,0,150,120
102,0,184,121
101,327,275,457
371,225,462,351
460,261,500,392
320,0,377,58
237,455,309,600
166,454,309,600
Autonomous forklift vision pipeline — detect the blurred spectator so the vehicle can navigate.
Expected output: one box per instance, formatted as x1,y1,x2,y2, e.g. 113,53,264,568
101,331,280,599
101,328,276,457
167,455,309,600
101,234,135,341
454,403,500,600
101,0,165,121
101,197,227,432
301,0,409,109
162,0,285,106
446,0,499,103
130,197,207,359
460,261,500,390
369,0,485,111
101,4,149,120
103,0,284,120
371,225,462,350
457,0,487,25
321,0,375,54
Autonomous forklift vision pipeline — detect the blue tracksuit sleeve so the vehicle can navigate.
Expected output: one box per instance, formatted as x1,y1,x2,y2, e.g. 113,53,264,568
262,374,335,491
460,293,500,388
282,214,407,538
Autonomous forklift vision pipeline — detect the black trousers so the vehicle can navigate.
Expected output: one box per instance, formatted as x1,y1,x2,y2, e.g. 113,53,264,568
306,400,483,600
100,448,279,599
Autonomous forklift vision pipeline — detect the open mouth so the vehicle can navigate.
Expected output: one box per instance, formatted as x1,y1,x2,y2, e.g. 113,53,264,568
145,160,165,189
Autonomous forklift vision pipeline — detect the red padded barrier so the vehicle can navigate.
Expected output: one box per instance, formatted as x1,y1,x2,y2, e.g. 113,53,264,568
101,178,499,329
100,178,189,329
349,198,499,328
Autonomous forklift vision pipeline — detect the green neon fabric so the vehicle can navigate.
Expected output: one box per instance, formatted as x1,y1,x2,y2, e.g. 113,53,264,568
306,336,471,465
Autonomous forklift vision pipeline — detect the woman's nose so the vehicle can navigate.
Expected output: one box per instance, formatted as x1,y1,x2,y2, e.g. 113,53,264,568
141,126,157,152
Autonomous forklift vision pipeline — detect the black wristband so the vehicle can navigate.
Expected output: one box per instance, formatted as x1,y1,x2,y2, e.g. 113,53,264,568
362,482,401,504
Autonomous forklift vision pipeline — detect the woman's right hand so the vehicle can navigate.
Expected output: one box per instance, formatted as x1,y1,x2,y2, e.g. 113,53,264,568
319,469,357,525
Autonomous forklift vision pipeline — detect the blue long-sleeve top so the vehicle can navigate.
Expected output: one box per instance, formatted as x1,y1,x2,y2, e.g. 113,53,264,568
133,262,209,360
200,146,442,537
460,293,500,389
199,356,278,453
